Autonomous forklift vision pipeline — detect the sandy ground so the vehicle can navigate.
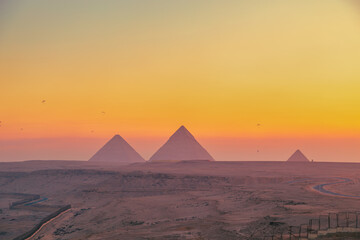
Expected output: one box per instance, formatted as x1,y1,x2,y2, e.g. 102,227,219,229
1,160,360,239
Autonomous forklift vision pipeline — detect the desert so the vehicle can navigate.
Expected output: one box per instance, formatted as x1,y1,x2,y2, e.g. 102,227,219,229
1,160,360,239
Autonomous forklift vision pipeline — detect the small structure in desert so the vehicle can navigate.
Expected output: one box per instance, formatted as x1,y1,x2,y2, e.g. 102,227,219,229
149,126,215,162
89,134,145,163
287,149,310,162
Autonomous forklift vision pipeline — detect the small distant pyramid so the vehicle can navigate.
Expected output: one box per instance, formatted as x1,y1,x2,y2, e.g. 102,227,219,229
287,150,310,162
149,126,214,162
89,135,145,163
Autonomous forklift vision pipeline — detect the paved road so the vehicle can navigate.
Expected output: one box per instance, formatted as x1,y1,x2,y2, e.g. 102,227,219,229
24,197,48,206
312,177,360,198
288,177,360,198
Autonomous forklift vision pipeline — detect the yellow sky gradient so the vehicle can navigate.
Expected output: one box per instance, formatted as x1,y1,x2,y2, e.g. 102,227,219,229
1,0,360,161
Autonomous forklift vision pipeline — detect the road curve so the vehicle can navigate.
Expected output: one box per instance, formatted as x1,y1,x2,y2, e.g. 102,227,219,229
288,177,360,198
312,177,360,198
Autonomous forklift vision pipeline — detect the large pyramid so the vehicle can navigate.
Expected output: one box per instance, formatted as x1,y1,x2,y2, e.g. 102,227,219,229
287,149,310,162
149,126,215,162
89,135,145,163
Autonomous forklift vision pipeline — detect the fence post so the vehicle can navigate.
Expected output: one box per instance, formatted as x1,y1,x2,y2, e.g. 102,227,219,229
289,226,292,240
356,213,359,228
328,213,331,229
337,213,339,228
307,225,309,238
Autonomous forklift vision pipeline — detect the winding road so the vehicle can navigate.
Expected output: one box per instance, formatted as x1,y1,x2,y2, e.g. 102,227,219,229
312,177,360,198
289,177,360,198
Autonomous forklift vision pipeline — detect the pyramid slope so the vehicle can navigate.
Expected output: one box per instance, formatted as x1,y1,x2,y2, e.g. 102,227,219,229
149,126,215,162
89,135,145,162
287,150,310,162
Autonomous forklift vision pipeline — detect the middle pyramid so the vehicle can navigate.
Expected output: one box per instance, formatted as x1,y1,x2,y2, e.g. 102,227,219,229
149,126,215,162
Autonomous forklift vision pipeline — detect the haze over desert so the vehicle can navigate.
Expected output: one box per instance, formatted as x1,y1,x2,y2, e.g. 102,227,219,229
1,1,360,239
1,127,360,239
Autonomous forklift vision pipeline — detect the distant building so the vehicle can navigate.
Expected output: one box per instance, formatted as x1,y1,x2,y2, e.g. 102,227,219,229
149,126,214,162
89,135,145,163
287,149,310,162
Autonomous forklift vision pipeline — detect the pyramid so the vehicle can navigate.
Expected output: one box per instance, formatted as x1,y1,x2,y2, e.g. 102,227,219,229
149,126,215,162
89,135,145,163
287,149,310,162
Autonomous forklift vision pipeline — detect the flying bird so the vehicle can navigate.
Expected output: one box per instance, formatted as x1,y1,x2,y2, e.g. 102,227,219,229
101,111,106,115
41,100,46,103
257,123,261,127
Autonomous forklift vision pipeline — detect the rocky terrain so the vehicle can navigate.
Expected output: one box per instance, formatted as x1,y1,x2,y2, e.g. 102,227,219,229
1,161,360,239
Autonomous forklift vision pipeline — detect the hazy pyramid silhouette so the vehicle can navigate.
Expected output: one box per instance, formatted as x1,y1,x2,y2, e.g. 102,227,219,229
149,126,215,162
89,135,144,162
287,149,310,162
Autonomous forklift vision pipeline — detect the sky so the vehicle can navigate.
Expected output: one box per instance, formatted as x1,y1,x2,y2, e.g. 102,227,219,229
0,0,360,162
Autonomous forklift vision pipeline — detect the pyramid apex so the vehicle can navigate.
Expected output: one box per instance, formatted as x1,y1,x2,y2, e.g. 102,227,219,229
110,134,123,141
178,125,187,130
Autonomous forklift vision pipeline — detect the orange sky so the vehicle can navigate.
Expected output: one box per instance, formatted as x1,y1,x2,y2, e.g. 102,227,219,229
0,1,360,162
